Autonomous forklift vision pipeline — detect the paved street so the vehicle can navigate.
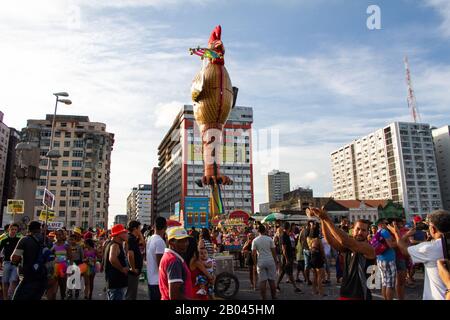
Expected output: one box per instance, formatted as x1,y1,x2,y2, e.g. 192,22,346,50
66,265,424,301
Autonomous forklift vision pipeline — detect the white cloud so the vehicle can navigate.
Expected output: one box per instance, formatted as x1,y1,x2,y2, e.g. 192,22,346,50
425,0,450,37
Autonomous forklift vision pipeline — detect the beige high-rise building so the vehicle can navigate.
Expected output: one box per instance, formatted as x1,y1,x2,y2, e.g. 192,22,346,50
432,125,450,211
267,170,290,203
127,184,151,225
331,122,442,219
22,115,114,229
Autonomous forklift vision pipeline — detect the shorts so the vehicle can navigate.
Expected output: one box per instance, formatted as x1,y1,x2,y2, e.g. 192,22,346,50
377,260,397,288
2,261,19,284
396,259,407,272
297,260,305,272
256,260,277,282
303,249,312,269
281,258,294,276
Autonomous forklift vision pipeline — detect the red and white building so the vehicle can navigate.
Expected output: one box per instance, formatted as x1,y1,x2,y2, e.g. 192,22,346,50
156,105,254,218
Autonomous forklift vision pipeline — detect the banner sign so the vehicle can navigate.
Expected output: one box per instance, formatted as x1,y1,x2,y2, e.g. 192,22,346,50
7,199,24,214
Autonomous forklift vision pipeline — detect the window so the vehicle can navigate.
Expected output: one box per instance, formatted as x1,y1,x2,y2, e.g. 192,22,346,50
62,160,69,167
72,150,83,157
55,131,61,137
63,141,71,148
59,211,65,217
83,201,89,208
84,182,91,188
70,200,80,207
60,200,66,207
97,182,101,188
71,170,82,177
62,170,68,177
51,170,57,176
64,131,71,138
83,192,90,197
72,160,83,167
96,192,101,198
63,151,70,157
84,172,91,178
50,180,57,186
60,190,66,197
71,211,77,218
97,172,102,179
74,140,84,148
53,141,60,148
71,180,81,187
85,162,92,168
97,202,100,208
70,190,81,197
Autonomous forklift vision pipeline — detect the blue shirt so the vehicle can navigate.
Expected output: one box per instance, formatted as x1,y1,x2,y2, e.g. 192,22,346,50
376,229,395,262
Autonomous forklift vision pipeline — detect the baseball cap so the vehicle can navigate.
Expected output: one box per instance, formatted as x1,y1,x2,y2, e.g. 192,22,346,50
167,227,191,241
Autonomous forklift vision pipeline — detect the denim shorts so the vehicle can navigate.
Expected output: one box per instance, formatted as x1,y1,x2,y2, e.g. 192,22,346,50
2,261,19,284
107,287,126,300
303,249,312,269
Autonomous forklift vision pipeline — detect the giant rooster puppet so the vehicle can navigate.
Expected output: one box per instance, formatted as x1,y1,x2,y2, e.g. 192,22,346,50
189,25,237,218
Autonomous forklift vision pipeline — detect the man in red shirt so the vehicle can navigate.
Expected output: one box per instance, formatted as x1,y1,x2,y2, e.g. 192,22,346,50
159,227,193,300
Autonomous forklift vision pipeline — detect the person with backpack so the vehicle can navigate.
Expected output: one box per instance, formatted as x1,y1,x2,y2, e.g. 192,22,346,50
372,218,397,300
10,221,51,300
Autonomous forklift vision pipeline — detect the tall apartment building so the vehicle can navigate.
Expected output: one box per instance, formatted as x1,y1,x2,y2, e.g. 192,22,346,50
432,126,450,210
126,187,137,221
156,105,254,217
22,115,114,229
151,167,159,223
331,122,442,218
114,214,128,226
267,170,290,203
0,112,11,223
127,184,152,225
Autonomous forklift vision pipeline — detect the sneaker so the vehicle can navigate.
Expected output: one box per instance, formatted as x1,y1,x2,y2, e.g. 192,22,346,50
276,286,281,292
294,288,303,293
295,279,303,283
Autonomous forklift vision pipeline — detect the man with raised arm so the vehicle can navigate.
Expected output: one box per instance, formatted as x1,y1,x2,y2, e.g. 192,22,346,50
308,207,376,300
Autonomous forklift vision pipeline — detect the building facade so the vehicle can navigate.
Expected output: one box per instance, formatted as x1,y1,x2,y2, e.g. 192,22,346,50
114,214,128,226
156,105,254,218
432,126,450,211
127,184,152,225
151,167,159,223
22,115,114,229
0,112,11,222
332,122,442,219
267,170,290,203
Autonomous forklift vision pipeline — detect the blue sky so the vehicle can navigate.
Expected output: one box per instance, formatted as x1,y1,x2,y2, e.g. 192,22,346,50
1,0,450,225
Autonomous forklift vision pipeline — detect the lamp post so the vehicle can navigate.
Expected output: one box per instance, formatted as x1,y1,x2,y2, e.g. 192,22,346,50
62,180,73,228
43,92,72,242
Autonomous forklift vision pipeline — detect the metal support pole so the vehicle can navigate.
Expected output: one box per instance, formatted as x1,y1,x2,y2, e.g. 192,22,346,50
43,97,59,243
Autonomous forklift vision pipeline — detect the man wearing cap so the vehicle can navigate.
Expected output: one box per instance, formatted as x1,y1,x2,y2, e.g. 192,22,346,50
159,227,193,300
104,224,129,300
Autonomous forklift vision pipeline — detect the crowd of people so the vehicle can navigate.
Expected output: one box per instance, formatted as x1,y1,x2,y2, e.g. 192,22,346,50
1,207,450,301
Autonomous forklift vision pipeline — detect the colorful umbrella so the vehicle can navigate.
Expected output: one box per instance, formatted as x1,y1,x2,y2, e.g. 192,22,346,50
261,213,289,223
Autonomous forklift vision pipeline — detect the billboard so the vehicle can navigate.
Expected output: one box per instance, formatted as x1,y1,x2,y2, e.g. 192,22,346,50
184,197,209,229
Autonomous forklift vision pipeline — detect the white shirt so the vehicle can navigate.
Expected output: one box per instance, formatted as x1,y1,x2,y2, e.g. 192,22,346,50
407,239,446,300
321,238,331,257
146,234,166,285
251,235,275,265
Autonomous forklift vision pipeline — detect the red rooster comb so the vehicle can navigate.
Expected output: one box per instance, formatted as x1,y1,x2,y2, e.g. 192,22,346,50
208,25,222,46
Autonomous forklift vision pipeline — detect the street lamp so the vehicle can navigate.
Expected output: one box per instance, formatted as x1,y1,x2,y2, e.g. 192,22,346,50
43,92,72,243
62,180,73,228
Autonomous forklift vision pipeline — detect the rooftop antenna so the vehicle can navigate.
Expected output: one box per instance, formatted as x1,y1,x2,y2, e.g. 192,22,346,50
404,56,421,123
